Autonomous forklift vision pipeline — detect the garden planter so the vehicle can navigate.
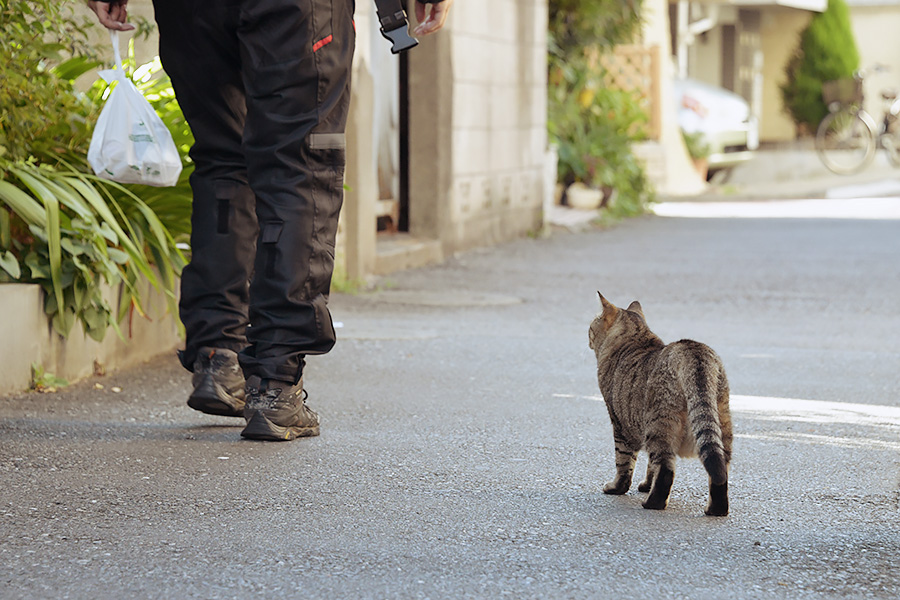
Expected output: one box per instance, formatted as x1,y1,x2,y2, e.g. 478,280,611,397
565,182,604,209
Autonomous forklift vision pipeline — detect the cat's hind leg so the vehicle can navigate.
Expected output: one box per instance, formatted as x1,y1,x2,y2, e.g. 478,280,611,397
705,384,732,516
603,436,637,495
642,452,675,510
642,420,680,510
637,462,654,493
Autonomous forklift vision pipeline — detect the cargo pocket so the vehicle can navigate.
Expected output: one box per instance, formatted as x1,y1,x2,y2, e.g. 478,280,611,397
240,0,334,117
213,180,241,235
261,221,284,278
308,132,346,253
309,131,346,177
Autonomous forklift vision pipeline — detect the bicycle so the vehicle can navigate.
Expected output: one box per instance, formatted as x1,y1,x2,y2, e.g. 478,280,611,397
814,69,900,175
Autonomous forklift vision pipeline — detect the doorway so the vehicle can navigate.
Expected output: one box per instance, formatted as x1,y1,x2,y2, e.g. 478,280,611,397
371,33,409,235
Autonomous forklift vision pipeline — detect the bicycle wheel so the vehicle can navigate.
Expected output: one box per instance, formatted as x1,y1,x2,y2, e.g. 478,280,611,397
880,119,900,168
815,109,876,175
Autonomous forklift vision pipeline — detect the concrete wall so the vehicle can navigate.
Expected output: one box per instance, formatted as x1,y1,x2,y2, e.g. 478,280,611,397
689,22,725,85
409,0,547,256
0,283,180,395
850,5,900,125
340,1,378,280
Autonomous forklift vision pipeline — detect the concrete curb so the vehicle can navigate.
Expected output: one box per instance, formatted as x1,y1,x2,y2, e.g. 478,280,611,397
0,282,181,395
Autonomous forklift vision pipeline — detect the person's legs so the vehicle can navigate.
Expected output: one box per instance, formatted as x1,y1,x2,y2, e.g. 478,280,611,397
232,0,354,440
236,0,355,385
153,0,354,434
153,1,257,416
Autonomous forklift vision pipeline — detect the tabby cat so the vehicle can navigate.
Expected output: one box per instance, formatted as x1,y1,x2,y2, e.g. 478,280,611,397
588,293,732,516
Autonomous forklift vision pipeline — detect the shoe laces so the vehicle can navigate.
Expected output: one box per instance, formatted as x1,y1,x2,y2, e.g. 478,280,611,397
250,380,307,409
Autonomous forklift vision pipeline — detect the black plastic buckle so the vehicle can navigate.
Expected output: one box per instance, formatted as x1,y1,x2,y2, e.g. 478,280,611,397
379,10,419,54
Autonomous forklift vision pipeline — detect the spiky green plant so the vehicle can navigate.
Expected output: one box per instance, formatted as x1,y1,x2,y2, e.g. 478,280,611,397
781,0,860,133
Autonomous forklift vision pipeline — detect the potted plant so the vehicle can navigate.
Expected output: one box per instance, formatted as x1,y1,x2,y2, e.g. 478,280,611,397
549,66,651,210
547,1,654,216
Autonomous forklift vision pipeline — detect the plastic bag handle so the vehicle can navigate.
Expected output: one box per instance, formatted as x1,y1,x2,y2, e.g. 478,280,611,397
109,30,126,83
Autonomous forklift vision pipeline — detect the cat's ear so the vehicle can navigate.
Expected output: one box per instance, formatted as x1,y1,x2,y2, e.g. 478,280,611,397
597,292,611,311
598,292,618,326
627,301,644,317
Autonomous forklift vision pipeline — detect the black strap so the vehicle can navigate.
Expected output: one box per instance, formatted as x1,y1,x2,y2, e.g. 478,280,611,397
373,0,419,54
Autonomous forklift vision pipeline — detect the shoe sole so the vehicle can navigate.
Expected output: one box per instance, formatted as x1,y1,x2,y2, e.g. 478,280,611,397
187,376,245,418
240,411,320,441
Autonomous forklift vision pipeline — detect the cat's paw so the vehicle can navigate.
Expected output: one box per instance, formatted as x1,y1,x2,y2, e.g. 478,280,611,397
637,480,651,493
603,481,630,495
704,498,728,517
705,482,728,516
641,496,668,510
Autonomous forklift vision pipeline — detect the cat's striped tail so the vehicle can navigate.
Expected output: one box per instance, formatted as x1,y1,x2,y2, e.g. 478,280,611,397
684,347,731,486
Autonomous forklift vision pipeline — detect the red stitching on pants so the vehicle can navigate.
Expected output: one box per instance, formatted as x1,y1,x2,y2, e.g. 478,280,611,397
312,34,333,53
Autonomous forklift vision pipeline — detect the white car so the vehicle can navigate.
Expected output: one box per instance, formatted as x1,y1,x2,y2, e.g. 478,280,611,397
674,78,759,175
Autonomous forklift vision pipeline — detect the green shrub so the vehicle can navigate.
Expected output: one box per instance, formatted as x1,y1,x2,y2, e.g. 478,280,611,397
0,0,99,166
549,64,649,199
0,1,190,341
682,130,710,160
781,0,860,133
549,0,644,54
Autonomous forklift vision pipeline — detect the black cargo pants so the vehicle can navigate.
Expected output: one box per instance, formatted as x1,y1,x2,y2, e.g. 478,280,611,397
153,0,355,384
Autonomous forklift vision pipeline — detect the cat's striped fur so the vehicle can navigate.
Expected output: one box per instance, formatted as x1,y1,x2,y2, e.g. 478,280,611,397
589,293,732,516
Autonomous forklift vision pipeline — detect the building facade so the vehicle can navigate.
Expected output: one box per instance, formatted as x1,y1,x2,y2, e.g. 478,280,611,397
350,0,549,278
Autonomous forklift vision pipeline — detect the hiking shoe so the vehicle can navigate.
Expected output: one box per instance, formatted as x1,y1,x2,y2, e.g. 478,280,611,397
240,376,320,441
187,347,246,417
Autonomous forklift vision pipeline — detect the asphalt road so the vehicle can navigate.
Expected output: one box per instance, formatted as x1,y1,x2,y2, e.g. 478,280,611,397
2,199,899,599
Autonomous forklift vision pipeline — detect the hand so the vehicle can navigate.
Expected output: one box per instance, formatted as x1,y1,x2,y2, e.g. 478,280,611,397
87,1,136,31
414,0,453,36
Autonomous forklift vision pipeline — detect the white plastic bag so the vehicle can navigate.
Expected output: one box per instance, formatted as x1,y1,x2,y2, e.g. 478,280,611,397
88,31,182,187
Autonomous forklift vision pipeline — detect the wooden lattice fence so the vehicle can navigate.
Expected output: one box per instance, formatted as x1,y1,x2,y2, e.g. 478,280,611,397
599,44,662,140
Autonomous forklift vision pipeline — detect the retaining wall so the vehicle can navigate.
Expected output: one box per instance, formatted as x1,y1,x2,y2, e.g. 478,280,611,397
0,283,181,395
